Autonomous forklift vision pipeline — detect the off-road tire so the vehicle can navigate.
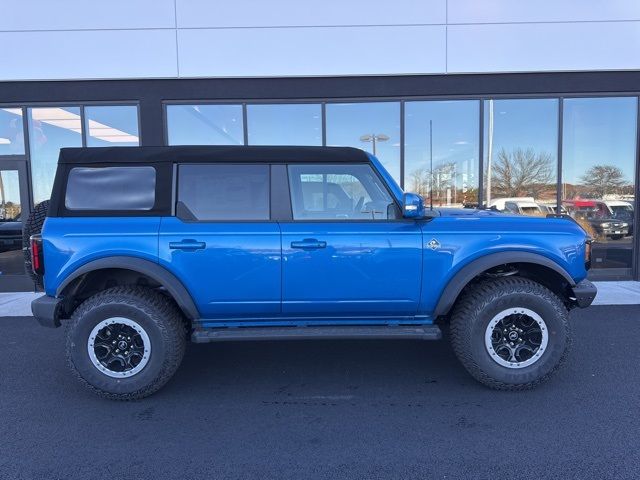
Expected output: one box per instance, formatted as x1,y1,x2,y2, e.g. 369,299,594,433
65,286,187,400
450,276,570,390
22,199,50,288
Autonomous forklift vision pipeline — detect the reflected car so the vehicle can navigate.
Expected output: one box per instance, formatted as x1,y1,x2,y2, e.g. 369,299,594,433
489,197,543,216
602,200,634,236
0,215,22,253
564,200,628,240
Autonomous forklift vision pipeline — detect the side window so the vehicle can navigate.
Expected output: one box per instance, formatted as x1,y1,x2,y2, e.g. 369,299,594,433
505,202,518,214
288,164,398,220
65,166,156,211
177,164,269,221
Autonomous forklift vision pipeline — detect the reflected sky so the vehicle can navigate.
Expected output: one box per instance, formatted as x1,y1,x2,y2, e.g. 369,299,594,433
0,108,25,155
85,105,139,147
562,97,637,186
484,98,558,203
484,99,558,158
0,170,21,215
326,102,401,183
247,104,321,146
167,104,243,145
405,100,479,205
29,106,82,204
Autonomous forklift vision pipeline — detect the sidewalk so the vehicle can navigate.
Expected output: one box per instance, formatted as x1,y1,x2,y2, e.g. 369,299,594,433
1,282,639,317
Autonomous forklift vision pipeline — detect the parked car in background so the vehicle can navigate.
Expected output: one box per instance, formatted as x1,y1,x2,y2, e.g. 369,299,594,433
0,214,22,253
564,200,629,240
601,200,634,235
488,197,543,216
537,203,567,215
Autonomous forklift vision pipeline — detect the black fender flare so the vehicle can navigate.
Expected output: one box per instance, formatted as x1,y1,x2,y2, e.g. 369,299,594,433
433,251,575,317
57,256,200,320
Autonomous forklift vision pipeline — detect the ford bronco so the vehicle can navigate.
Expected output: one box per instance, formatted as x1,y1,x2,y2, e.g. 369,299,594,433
29,146,596,399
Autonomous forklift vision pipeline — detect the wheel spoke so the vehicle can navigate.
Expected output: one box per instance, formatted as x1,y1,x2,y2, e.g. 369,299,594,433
485,308,549,369
87,318,151,378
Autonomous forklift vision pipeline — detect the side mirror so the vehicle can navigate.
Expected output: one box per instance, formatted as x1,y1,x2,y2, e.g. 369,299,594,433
403,193,425,218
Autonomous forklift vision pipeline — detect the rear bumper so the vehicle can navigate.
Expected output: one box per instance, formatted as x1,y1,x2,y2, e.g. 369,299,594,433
570,279,597,308
31,295,62,328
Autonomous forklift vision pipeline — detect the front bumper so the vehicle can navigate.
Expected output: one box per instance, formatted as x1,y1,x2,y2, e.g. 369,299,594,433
31,295,63,328
570,279,597,308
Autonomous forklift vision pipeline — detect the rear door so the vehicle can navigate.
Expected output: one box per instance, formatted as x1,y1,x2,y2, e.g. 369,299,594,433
158,163,281,319
279,163,423,317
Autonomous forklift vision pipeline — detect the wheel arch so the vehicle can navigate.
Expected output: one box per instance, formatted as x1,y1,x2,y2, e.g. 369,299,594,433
57,256,199,320
433,251,576,318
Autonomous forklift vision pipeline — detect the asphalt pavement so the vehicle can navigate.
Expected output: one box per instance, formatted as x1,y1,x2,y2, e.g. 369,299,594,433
1,305,639,479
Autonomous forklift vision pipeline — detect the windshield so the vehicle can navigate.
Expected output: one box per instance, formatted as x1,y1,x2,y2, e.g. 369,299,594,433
607,205,633,221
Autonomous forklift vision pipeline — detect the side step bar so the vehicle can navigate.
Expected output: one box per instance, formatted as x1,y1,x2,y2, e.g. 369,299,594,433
191,325,442,343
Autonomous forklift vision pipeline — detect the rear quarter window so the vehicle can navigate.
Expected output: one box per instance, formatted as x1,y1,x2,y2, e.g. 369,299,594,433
65,166,156,211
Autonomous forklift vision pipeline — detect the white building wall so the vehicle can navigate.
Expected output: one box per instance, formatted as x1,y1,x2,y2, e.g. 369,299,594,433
0,0,639,81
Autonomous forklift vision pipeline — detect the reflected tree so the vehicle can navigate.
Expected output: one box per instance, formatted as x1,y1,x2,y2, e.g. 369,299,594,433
409,162,476,206
579,165,627,198
489,148,554,198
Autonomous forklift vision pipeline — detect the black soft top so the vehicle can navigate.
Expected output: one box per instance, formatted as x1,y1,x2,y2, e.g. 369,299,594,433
58,146,370,165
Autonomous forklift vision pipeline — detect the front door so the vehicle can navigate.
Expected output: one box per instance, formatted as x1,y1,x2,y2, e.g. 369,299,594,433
158,163,281,319
0,159,33,291
280,163,423,317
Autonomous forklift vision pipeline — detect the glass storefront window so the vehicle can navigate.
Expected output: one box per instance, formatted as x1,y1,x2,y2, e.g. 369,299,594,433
28,107,82,204
0,169,24,275
247,104,321,146
404,100,479,207
484,99,559,213
85,105,139,147
166,104,244,145
562,97,637,277
0,108,25,155
325,102,401,184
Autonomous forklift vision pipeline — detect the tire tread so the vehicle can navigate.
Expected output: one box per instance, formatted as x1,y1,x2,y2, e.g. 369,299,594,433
450,276,570,390
65,286,187,400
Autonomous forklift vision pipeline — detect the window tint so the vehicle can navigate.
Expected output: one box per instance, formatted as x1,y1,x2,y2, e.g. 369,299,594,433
178,164,269,221
65,166,155,211
288,164,397,221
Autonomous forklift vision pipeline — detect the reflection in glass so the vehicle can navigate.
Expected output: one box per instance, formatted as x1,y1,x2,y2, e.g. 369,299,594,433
484,99,559,212
325,102,401,183
85,106,139,147
404,100,479,207
288,164,396,221
0,108,25,155
247,104,321,146
29,107,82,204
562,97,637,276
166,105,244,145
0,169,24,275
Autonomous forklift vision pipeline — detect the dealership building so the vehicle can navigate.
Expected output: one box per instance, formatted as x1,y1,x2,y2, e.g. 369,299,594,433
1,1,639,291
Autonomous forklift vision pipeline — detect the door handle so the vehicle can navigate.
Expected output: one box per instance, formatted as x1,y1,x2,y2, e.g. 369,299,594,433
169,240,206,251
290,239,327,250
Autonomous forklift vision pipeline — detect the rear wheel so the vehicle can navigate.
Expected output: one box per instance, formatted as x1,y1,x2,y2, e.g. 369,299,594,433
65,286,187,400
450,276,570,390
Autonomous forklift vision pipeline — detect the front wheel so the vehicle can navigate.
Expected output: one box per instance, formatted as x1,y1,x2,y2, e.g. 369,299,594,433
65,286,187,400
450,276,570,390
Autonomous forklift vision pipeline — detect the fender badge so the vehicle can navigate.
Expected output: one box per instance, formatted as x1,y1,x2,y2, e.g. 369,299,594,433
427,238,441,250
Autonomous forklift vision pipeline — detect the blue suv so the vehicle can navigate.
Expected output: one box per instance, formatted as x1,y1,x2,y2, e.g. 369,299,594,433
30,146,596,399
